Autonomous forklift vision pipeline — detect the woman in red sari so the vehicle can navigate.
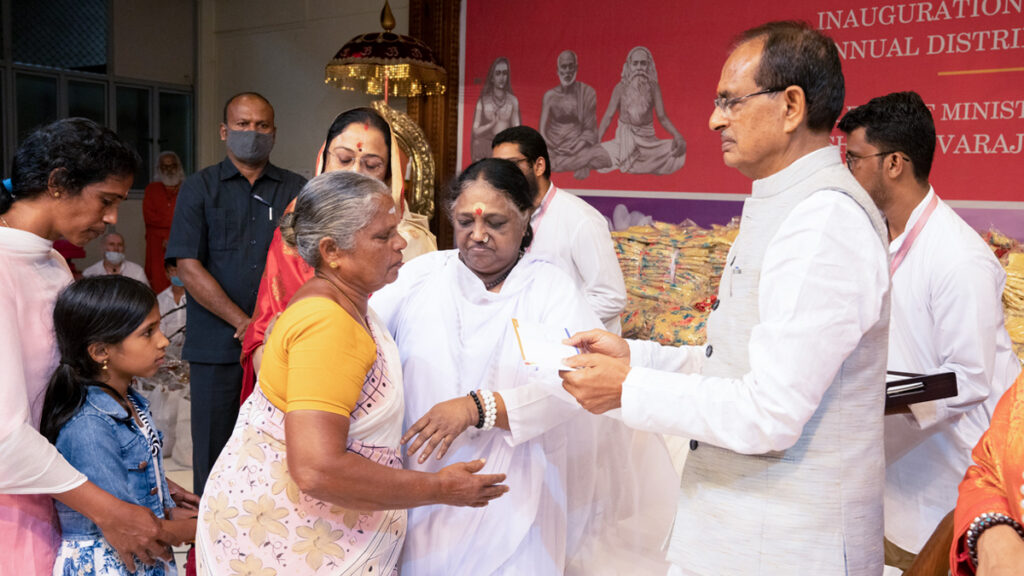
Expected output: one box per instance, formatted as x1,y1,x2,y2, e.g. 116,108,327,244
950,369,1024,575
241,108,395,400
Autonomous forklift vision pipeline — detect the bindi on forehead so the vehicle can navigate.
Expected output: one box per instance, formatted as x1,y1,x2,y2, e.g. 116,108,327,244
473,202,486,215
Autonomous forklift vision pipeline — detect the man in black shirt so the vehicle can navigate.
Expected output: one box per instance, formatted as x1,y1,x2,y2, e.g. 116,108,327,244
166,92,305,495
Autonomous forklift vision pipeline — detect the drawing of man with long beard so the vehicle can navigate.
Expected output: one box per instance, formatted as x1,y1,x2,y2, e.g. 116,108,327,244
595,46,686,175
471,57,520,161
539,50,605,179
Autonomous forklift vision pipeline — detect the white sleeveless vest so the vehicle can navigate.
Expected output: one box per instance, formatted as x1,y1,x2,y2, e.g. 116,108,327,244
667,147,890,575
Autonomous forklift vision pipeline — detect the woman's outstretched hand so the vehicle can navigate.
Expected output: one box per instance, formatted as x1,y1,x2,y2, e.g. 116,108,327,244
402,396,478,463
437,459,509,507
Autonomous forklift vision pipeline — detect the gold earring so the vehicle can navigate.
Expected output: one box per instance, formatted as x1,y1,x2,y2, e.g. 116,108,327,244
329,262,339,269
102,359,108,370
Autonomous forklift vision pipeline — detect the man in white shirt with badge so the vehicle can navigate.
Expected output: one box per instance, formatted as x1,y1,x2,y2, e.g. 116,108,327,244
492,125,627,333
839,91,1019,574
560,21,891,575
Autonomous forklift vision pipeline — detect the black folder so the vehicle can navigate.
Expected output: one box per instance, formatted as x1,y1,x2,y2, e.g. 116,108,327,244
885,370,958,410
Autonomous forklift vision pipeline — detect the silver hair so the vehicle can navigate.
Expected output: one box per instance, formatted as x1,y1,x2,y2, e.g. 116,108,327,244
156,150,182,169
278,171,390,269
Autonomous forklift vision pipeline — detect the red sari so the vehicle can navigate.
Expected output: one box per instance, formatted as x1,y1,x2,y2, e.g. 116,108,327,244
142,181,179,292
950,369,1024,574
239,198,310,401
240,128,436,402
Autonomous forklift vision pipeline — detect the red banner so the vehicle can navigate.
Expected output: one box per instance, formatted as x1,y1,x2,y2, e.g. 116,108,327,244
460,0,1024,202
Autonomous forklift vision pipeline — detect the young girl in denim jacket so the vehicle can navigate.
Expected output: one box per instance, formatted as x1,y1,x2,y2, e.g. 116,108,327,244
41,276,197,575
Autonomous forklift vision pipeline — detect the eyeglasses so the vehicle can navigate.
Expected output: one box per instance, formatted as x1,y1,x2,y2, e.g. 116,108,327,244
502,156,533,168
713,88,783,115
844,150,908,170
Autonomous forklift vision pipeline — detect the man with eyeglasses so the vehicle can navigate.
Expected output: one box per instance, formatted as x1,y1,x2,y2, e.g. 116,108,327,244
561,21,891,575
839,91,1018,575
491,125,626,333
166,92,305,498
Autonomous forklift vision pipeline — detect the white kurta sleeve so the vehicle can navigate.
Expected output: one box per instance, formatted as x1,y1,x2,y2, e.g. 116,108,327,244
627,338,705,374
621,192,888,454
906,255,1017,430
502,378,582,446
568,213,627,331
0,421,86,494
0,293,86,494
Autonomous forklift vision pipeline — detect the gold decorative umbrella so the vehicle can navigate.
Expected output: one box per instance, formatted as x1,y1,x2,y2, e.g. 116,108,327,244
325,1,447,101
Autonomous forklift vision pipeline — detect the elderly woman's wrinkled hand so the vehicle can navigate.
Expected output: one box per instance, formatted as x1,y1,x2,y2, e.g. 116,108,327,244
402,397,478,463
437,459,509,508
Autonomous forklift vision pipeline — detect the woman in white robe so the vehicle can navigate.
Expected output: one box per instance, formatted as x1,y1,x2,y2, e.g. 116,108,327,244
371,158,676,575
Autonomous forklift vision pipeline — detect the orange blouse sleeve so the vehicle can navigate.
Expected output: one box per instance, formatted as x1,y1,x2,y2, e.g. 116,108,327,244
259,298,376,417
951,370,1024,575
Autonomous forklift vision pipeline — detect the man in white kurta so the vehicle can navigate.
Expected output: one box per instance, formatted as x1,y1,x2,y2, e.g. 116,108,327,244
839,91,1020,573
562,23,891,575
492,126,627,333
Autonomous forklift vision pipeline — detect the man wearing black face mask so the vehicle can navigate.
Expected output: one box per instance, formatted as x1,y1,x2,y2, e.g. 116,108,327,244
166,91,305,497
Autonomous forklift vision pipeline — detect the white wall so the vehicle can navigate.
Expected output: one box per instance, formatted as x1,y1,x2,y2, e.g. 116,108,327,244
83,0,196,270
113,0,195,86
197,0,410,179
85,0,412,272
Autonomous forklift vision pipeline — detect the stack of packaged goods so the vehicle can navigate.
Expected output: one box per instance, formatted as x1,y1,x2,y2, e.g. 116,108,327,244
1004,254,1024,359
614,219,738,346
615,220,1023,359
982,228,1024,359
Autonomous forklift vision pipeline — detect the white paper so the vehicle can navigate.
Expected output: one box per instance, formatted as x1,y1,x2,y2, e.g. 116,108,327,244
512,318,579,372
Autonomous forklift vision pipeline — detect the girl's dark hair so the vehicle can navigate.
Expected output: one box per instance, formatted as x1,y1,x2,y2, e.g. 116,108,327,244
320,108,392,181
40,276,157,443
447,158,536,251
3,118,140,215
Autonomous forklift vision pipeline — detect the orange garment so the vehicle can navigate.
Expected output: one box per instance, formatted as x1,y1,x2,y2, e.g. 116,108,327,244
142,181,179,292
259,297,375,417
951,369,1024,575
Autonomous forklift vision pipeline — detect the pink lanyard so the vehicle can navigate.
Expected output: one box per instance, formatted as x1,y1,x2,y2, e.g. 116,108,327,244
526,185,557,253
889,194,938,276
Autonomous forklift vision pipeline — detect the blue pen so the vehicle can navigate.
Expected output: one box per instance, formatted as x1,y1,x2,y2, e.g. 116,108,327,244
565,327,580,354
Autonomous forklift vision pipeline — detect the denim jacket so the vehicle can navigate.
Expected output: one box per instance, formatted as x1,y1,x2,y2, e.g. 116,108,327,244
54,386,174,539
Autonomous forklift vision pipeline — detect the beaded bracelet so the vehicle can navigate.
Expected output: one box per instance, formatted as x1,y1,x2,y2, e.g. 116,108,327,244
965,512,1024,569
479,389,497,431
468,391,485,429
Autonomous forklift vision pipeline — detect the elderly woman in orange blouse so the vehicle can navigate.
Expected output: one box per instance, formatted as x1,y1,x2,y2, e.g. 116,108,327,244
951,369,1024,576
196,171,505,576
241,107,434,401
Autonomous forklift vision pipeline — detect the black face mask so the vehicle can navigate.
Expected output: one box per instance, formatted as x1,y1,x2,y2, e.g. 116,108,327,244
226,129,275,164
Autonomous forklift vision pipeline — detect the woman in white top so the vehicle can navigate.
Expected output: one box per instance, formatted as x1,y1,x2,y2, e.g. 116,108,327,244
372,158,676,575
0,118,184,574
